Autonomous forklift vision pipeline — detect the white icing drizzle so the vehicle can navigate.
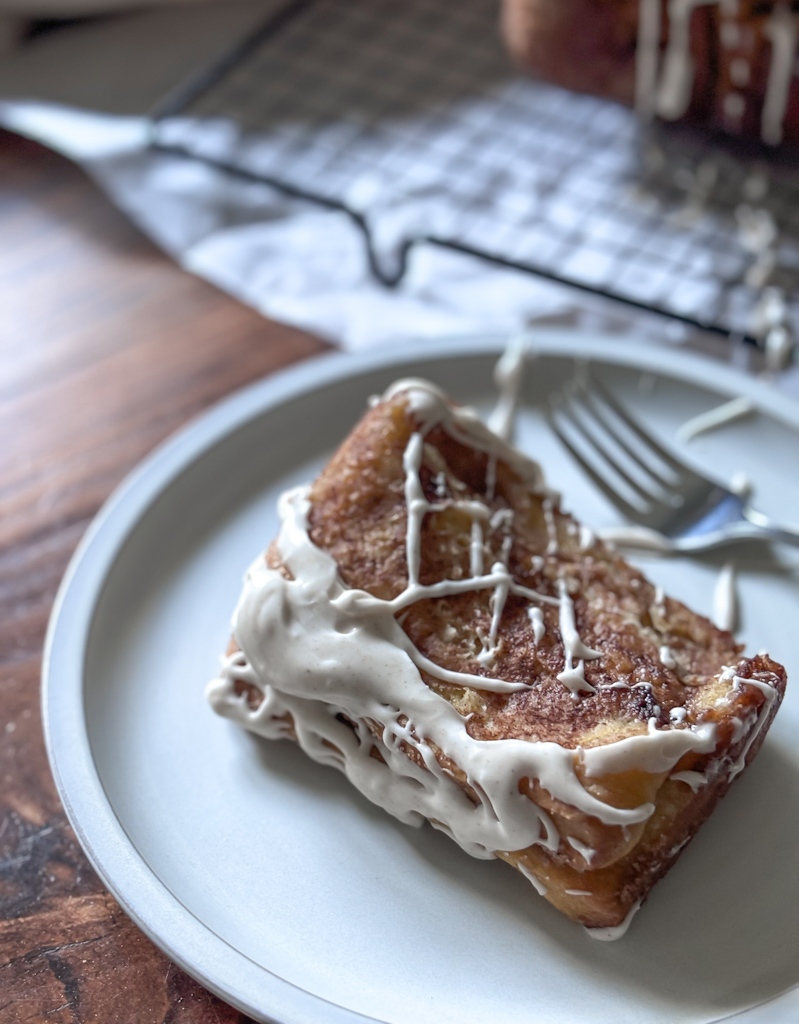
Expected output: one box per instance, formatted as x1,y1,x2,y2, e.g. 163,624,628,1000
542,498,559,555
585,899,643,941
581,717,715,777
676,396,755,443
517,862,548,896
470,519,485,578
208,379,723,897
579,524,596,551
484,334,532,499
556,581,601,699
490,508,514,531
670,705,688,723
488,334,529,443
477,561,512,666
668,837,691,857
721,668,779,780
598,526,674,553
397,424,555,677
208,484,714,860
528,606,546,646
670,769,708,791
713,562,738,633
565,889,593,896
382,378,547,491
659,645,678,669
566,835,596,866
762,3,799,146
728,710,753,740
656,0,710,121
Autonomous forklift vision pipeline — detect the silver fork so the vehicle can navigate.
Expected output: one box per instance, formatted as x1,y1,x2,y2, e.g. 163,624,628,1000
546,374,799,552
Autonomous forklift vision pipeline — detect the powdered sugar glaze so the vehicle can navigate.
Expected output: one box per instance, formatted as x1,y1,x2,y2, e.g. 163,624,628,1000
207,378,720,891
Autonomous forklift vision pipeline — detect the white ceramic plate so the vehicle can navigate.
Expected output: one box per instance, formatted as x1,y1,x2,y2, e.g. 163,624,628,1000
44,332,799,1024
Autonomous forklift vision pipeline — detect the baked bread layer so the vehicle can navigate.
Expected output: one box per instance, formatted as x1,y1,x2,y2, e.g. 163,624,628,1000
210,382,786,931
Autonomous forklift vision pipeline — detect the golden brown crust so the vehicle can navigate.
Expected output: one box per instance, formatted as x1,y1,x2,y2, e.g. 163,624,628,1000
244,391,786,927
307,395,753,747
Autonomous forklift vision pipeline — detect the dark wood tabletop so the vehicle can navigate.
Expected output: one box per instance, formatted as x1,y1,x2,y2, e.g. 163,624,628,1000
0,128,329,1023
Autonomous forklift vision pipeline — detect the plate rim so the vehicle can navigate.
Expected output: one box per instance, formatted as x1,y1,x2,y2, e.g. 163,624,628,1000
42,330,799,1024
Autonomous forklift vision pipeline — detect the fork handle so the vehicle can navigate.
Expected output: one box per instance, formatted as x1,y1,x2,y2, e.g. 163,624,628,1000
743,507,799,548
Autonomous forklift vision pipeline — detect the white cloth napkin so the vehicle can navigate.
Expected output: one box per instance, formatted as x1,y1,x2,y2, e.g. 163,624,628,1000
0,0,694,355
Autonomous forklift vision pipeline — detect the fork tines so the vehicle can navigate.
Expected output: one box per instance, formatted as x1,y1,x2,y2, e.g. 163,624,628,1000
546,373,692,526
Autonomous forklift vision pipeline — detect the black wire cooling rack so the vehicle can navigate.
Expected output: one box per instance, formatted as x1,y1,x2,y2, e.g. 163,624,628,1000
148,0,799,352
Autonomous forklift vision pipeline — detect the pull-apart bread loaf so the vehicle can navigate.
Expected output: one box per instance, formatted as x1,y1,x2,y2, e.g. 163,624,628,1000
502,0,799,146
208,379,786,936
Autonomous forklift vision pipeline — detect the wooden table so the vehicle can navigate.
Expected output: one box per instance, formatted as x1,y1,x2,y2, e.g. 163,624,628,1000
0,128,329,1023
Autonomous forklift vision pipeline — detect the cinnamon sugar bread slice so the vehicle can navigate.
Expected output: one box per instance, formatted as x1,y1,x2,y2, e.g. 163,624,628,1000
208,380,786,936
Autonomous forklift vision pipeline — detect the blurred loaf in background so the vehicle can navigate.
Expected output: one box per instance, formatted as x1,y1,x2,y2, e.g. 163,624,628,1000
501,0,799,146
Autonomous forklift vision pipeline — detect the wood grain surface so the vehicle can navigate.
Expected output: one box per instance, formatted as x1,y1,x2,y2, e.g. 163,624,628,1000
0,128,329,1023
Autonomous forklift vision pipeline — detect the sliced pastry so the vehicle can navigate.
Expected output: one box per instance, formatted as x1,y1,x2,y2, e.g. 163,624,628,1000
208,378,786,935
